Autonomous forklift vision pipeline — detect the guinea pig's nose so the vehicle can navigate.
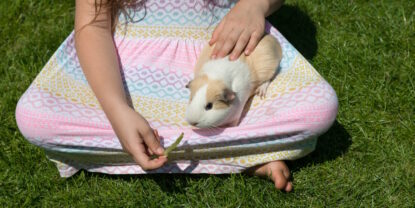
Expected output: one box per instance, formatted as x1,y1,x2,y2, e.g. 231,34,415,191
190,122,198,126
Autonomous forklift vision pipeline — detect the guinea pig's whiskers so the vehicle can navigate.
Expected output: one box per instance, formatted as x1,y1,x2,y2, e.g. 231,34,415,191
207,124,218,129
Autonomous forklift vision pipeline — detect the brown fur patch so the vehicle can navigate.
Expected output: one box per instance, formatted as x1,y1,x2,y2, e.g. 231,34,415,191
241,35,282,95
188,75,208,101
213,100,230,109
206,79,231,110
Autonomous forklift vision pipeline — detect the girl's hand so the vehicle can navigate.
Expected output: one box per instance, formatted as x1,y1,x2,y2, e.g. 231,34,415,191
209,0,269,61
109,105,167,170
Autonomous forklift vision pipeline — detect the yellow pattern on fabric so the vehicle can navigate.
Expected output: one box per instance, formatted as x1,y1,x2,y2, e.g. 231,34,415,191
115,25,214,40
34,59,188,127
34,59,100,108
222,148,314,167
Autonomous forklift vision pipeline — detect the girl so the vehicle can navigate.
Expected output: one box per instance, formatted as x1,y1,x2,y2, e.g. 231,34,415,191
16,0,338,192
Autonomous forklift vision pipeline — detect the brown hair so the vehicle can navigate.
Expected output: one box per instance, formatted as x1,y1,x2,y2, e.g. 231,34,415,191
93,0,219,32
93,0,146,32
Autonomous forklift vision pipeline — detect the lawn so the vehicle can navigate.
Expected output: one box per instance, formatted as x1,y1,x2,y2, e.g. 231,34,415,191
1,0,414,207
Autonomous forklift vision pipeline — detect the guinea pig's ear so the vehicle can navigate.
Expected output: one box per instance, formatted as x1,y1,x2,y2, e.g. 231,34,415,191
223,88,236,103
185,80,192,88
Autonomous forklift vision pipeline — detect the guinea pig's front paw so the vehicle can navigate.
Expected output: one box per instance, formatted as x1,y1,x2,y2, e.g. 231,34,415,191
255,81,271,99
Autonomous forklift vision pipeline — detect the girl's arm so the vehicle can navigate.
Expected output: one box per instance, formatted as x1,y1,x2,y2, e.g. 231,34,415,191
74,0,167,170
75,0,126,114
209,0,284,60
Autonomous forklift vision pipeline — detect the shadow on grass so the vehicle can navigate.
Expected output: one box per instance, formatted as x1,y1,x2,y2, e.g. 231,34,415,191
267,4,318,60
287,120,352,172
68,6,350,192
77,171,228,194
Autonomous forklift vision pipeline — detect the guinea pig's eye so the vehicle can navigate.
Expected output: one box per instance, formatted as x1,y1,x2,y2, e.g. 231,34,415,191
205,102,213,111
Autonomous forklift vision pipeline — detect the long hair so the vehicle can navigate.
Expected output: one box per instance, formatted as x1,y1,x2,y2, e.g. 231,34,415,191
93,0,146,32
93,0,222,32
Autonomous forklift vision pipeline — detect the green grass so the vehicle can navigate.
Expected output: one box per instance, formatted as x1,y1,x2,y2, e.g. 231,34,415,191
1,0,414,206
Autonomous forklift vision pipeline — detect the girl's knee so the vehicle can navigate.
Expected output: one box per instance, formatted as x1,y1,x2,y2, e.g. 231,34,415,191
306,81,338,135
15,93,58,146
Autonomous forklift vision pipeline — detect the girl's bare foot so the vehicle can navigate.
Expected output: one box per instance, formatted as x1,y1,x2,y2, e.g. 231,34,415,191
245,160,293,192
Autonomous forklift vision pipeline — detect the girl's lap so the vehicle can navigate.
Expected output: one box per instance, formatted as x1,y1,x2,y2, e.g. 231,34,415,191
16,23,337,148
15,0,338,176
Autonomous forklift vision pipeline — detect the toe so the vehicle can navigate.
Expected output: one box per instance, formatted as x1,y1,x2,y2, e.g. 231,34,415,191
281,164,291,179
273,169,288,190
285,182,293,192
280,162,293,192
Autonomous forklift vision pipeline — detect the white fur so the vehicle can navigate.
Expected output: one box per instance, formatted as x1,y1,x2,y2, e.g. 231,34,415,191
201,58,252,100
185,57,253,127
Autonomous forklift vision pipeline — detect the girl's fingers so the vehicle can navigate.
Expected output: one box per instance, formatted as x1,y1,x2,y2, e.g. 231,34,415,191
147,147,154,155
215,28,243,59
153,129,160,142
141,128,164,155
148,129,160,155
211,26,232,59
130,141,167,170
229,31,250,61
211,23,237,59
209,19,226,46
211,38,224,59
244,31,263,56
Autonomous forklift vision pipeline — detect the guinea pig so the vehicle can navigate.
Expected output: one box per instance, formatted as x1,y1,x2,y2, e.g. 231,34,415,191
185,34,282,128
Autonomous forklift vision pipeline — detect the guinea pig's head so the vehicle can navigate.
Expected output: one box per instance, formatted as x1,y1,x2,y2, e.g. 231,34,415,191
185,75,237,128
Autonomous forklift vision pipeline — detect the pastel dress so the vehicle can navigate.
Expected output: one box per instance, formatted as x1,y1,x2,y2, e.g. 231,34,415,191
15,0,338,177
